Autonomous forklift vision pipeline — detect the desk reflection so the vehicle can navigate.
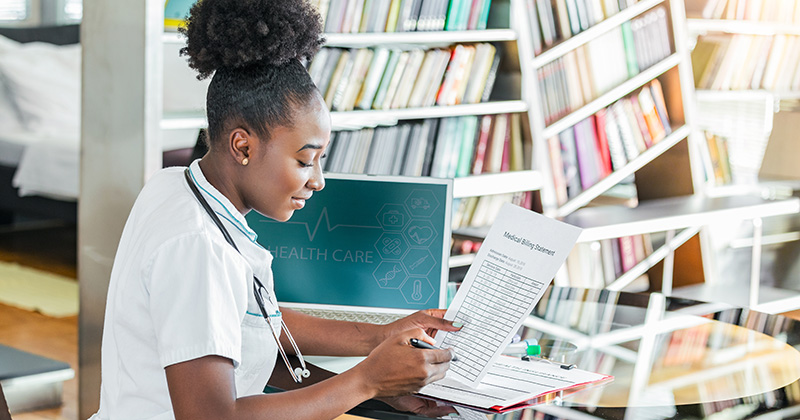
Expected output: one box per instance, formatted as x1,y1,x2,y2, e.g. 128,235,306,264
342,287,800,420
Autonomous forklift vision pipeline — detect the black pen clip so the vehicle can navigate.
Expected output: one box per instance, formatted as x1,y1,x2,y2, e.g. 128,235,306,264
521,355,576,370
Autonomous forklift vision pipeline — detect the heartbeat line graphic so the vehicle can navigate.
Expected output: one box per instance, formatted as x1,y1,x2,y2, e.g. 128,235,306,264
275,207,381,241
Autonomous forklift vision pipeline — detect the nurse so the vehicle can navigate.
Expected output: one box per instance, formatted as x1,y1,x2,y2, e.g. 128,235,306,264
90,0,460,418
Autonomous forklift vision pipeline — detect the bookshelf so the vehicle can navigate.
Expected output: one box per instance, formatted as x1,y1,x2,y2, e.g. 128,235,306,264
508,0,724,293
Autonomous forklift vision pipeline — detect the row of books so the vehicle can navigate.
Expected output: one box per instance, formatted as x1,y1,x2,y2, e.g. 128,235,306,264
533,287,620,337
538,7,672,125
705,132,733,185
452,191,533,229
657,322,711,367
308,43,500,112
450,237,482,255
526,0,642,54
320,113,525,176
564,234,653,289
314,0,494,33
692,34,800,91
700,0,800,24
548,80,672,204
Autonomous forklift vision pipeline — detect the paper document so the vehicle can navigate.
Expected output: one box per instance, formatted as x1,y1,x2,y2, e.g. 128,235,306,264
421,356,612,412
434,203,581,386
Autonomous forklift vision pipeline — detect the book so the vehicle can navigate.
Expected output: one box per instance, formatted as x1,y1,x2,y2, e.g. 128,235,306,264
558,128,582,198
648,79,672,136
324,49,352,109
390,48,426,109
620,21,639,77
407,49,442,108
337,48,374,111
421,118,441,176
471,115,494,174
573,118,602,190
553,0,572,41
476,0,492,29
618,235,636,272
610,101,640,161
509,113,524,171
462,43,497,104
455,116,480,177
377,50,410,109
619,98,648,153
385,0,404,31
548,136,568,205
485,113,509,173
480,52,501,102
371,49,402,109
602,105,628,171
355,48,391,110
593,110,613,176
424,50,452,107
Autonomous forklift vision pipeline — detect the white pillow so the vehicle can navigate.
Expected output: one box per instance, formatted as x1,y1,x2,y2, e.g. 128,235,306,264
0,35,25,131
0,39,81,138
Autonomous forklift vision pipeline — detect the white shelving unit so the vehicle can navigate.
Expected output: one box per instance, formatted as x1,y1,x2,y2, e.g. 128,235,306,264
564,195,800,295
687,18,800,36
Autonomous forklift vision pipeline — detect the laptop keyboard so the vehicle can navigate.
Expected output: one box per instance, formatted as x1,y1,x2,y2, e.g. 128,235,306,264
293,308,405,325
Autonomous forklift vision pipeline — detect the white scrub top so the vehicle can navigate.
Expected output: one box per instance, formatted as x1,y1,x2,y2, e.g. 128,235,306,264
91,160,279,420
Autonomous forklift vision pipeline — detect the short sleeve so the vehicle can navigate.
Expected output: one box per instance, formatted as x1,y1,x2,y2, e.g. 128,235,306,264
144,233,250,369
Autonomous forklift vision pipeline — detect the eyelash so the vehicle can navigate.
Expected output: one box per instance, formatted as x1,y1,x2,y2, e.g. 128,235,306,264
299,154,326,168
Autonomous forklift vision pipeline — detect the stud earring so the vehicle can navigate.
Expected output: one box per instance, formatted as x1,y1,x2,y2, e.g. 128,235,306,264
242,158,249,166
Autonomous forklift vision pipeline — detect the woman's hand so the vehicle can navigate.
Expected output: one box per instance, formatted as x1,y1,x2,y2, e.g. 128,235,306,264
380,309,463,344
355,328,454,398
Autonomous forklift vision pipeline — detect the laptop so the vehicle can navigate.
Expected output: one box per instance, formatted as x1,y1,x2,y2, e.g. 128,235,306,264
246,173,453,324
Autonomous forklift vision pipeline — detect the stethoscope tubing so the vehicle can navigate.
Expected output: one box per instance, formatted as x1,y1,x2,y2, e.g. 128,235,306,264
184,168,310,383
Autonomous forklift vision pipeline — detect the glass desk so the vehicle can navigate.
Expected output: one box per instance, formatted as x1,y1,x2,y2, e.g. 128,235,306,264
321,287,800,420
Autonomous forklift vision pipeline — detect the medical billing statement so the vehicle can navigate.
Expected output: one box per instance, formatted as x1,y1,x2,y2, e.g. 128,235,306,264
435,203,582,387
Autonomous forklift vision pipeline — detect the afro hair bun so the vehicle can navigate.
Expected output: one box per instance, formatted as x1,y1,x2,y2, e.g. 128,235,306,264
179,0,324,79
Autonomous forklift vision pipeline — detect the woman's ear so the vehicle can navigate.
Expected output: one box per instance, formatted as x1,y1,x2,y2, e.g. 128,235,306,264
229,129,251,166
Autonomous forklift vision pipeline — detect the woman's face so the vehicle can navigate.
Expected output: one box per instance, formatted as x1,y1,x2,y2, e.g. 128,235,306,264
242,94,330,222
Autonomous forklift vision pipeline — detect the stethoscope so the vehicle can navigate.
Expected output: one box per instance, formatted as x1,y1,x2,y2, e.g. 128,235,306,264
184,168,310,383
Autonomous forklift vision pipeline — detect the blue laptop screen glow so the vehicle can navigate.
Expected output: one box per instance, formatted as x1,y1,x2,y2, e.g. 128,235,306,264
246,177,450,310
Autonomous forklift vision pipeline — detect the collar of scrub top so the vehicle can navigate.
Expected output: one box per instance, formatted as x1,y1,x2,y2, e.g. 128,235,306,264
183,167,311,383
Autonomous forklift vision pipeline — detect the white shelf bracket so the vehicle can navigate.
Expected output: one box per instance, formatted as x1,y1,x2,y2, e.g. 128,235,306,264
750,217,763,308
662,229,676,296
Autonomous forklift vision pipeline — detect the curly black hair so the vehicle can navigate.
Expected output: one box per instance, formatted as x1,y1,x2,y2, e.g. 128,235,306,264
179,0,325,145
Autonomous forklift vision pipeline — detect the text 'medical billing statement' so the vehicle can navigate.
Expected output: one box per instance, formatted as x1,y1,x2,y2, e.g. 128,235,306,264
435,203,582,387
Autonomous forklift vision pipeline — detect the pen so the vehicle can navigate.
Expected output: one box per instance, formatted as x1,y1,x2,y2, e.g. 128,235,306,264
409,338,459,362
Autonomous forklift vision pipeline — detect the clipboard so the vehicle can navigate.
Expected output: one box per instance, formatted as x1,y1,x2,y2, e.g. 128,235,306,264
418,355,613,414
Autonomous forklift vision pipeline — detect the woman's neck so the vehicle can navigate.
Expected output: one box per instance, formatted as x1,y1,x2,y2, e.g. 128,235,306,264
197,155,248,215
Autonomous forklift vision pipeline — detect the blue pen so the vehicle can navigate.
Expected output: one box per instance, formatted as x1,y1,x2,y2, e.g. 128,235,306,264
409,338,459,362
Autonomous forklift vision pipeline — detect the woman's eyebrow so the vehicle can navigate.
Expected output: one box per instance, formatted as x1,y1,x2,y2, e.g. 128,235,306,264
296,143,323,153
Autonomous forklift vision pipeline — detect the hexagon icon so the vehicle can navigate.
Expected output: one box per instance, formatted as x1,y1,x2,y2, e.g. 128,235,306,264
401,248,437,277
405,189,439,218
372,262,407,289
403,219,438,248
374,232,408,260
399,277,435,305
376,203,409,231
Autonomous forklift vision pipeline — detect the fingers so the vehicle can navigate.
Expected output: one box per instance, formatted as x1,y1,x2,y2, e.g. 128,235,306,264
404,327,436,346
417,310,464,332
426,347,455,365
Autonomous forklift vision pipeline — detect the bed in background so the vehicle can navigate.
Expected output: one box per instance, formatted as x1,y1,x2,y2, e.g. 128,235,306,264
0,25,195,224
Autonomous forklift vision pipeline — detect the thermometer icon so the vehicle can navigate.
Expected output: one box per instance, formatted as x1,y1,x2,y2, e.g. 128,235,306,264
412,279,423,301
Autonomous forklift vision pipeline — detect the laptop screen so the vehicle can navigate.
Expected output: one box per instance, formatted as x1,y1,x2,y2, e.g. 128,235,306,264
246,174,453,310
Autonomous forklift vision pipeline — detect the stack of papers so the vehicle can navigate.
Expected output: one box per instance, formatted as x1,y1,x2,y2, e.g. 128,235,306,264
420,203,612,412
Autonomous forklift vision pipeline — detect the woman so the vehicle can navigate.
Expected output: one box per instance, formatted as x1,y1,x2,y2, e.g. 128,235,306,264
90,0,460,418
